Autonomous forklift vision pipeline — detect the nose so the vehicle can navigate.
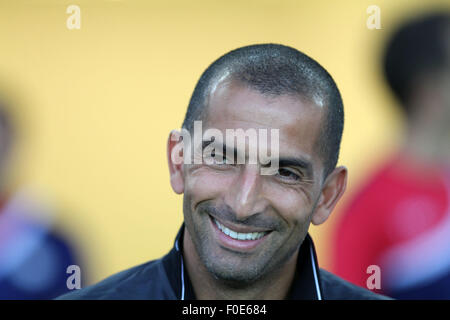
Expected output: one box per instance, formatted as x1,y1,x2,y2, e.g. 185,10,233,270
224,164,268,220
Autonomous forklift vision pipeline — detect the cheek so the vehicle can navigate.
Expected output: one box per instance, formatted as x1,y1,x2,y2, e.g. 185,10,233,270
266,187,313,226
184,168,235,209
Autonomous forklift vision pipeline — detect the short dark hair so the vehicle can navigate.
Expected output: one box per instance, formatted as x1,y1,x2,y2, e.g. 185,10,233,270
383,13,450,114
182,43,344,178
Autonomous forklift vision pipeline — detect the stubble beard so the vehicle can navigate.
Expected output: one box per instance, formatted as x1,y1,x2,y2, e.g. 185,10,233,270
182,197,309,288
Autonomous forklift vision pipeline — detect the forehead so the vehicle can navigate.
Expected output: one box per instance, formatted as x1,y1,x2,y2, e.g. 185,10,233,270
204,80,325,161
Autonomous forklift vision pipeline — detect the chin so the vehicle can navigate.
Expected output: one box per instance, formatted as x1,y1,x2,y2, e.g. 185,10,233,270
202,255,268,285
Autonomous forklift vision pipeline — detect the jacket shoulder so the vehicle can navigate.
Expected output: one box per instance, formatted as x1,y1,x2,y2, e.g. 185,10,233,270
56,258,175,300
319,269,392,300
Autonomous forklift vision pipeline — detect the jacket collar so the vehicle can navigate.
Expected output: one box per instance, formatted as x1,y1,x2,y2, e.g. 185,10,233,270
163,223,323,300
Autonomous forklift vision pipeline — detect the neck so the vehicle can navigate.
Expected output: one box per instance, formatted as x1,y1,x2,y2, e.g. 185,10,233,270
182,228,298,300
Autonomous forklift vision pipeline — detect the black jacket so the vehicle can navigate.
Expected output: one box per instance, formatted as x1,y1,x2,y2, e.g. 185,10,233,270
57,225,390,300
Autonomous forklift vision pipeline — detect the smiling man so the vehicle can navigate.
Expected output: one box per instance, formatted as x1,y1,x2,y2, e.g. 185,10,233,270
58,44,387,300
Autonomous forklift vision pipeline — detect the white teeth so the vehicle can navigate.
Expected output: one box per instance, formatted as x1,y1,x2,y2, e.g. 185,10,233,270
214,218,267,241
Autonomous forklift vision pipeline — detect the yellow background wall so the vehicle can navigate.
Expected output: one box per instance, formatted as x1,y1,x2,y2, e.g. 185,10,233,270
0,0,448,285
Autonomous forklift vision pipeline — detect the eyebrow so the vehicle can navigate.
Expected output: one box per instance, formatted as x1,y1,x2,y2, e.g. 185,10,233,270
202,139,314,178
202,139,220,150
202,139,238,159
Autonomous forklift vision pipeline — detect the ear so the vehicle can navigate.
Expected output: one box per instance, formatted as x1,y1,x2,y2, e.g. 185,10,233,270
167,130,185,194
311,166,347,226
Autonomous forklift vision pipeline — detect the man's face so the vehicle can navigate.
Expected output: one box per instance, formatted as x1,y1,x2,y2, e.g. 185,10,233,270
177,80,329,284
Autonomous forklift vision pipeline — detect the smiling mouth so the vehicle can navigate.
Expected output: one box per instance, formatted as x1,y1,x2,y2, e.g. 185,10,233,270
210,216,270,241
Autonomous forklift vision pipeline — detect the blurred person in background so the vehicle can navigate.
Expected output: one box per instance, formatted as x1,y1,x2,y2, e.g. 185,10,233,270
0,102,84,299
332,12,450,299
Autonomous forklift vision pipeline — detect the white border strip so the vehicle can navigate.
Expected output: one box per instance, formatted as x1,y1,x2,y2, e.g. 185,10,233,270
180,257,186,300
310,244,322,300
175,238,186,300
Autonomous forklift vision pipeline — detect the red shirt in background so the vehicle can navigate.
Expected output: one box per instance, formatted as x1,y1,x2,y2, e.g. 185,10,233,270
332,153,450,299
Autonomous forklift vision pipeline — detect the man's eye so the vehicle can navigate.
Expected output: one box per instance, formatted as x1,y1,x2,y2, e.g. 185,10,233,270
277,168,301,181
205,151,233,165
215,153,234,165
